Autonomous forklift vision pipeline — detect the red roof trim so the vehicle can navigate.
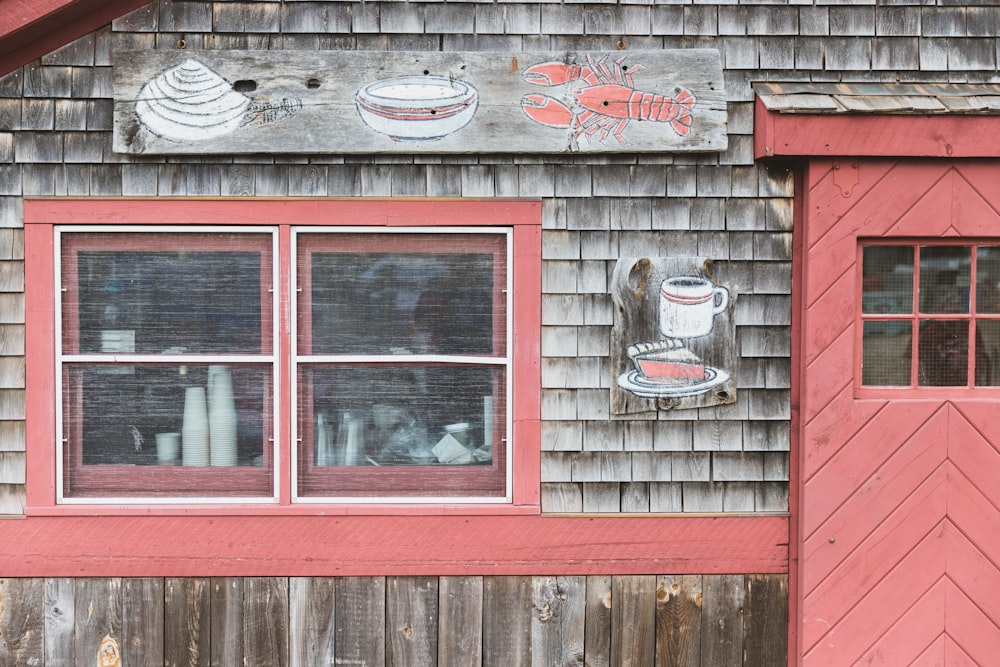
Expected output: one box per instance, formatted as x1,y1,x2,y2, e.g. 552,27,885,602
755,97,1000,159
0,0,151,76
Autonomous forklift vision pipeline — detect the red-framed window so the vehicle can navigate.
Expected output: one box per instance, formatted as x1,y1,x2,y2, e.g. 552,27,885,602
25,199,541,512
859,240,1000,393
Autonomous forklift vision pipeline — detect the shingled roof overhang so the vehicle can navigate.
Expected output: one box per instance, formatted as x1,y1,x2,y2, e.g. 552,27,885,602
754,82,1000,159
0,0,150,76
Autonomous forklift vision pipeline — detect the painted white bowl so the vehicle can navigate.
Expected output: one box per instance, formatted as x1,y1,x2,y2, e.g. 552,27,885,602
356,75,479,141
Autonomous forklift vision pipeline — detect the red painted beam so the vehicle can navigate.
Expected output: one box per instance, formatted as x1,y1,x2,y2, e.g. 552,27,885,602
755,97,1000,159
0,0,151,76
0,514,788,576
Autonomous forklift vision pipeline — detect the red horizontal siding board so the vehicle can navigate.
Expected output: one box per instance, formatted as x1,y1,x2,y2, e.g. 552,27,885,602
0,514,787,576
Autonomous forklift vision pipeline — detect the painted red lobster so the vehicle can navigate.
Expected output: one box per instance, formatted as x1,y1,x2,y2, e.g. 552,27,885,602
521,54,696,145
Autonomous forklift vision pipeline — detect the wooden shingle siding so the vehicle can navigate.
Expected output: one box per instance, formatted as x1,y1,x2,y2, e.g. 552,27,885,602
0,0,985,523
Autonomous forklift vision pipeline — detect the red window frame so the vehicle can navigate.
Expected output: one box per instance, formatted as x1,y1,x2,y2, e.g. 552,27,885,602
25,199,542,514
57,230,277,500
857,239,1000,397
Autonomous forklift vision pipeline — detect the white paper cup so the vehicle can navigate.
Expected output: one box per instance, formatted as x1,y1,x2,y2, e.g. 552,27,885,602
155,432,180,465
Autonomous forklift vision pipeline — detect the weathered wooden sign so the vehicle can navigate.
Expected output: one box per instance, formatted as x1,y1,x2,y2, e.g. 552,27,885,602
611,257,737,414
112,49,726,155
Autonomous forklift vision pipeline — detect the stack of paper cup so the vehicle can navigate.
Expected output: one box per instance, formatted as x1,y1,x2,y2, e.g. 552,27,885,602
181,387,210,466
208,366,238,466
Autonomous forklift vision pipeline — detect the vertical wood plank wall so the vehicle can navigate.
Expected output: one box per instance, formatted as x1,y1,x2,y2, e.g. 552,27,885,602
0,575,786,666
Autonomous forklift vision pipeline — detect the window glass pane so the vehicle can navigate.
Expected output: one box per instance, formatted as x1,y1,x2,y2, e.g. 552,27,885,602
300,234,504,356
862,321,911,386
862,246,913,314
64,363,271,470
976,246,1000,314
917,320,969,386
303,364,502,467
975,320,1000,386
919,246,970,314
63,233,271,355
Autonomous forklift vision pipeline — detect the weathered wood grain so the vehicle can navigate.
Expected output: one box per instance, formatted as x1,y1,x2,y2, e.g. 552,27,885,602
0,578,43,665
289,577,335,667
244,577,289,667
699,575,743,667
655,575,702,667
438,575,482,667
386,576,437,667
483,576,532,667
43,578,75,667
611,575,656,667
210,577,244,667
73,577,122,666
335,576,386,667
163,577,210,667
583,575,612,667
121,578,164,667
743,574,787,667
112,49,727,155
530,576,586,667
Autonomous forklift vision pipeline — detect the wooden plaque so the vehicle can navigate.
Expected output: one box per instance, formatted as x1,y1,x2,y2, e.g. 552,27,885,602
112,49,726,155
611,257,738,414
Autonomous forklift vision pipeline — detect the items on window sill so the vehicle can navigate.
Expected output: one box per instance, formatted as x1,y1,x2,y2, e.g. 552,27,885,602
155,432,180,465
181,386,209,466
177,365,239,467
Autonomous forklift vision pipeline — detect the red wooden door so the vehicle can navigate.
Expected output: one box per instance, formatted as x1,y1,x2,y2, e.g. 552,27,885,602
800,160,1000,665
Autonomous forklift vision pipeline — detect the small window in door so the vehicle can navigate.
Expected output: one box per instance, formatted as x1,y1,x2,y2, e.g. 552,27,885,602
860,242,1000,389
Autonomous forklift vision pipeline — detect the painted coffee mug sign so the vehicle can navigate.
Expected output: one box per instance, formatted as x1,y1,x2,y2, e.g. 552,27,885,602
611,258,737,414
112,49,726,155
659,276,729,338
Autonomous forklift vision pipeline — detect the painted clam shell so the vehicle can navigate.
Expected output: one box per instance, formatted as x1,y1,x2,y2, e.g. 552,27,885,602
135,59,251,142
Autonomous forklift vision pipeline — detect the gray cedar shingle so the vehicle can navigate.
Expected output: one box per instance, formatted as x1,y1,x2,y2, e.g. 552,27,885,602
764,198,794,230
89,165,120,196
15,133,63,163
733,295,791,327
830,7,876,36
577,326,609,357
541,5,584,35
690,198,725,231
380,3,425,33
327,165,363,197
729,232,754,261
22,66,72,98
157,0,213,32
426,4,475,34
541,452,573,482
743,421,790,453
696,231,729,260
20,100,54,132
967,7,1000,37
0,198,20,228
542,357,596,389
752,262,791,294
461,165,494,197
651,6,684,36
65,165,90,196
575,389,610,421
681,482,723,512
731,166,758,198
71,66,112,98
0,452,25,484
0,166,18,196
922,8,967,37
723,483,755,512
580,231,617,260
713,452,764,482
521,166,556,198
542,230,581,260
585,6,625,34
220,164,255,196
288,165,328,197
621,483,650,513
919,38,950,72
582,294,613,327
542,325,579,357
717,7,746,36
54,99,88,131
566,198,609,231
86,99,113,131
624,421,653,452
876,7,920,36
826,38,872,70
571,452,602,482
760,38,795,70
684,6,718,36
19,165,58,196
795,36,826,70
591,167,630,197
725,198,763,232
741,327,790,358
0,262,22,293
611,199,652,231
748,7,799,36
0,101,19,131
352,3,380,33
666,166,697,197
0,294,23,324
0,421,25,451
652,198,691,230
748,389,791,421
654,421,693,452
390,165,427,196
0,70,22,98
577,260,607,294
504,5,541,34
543,294,585,326
649,483,682,512
738,358,767,389
765,359,791,390
63,133,103,163
631,452,669,482
360,165,392,196
541,420,583,452
122,164,159,196
112,4,158,32
724,37,758,70
949,39,996,70
693,420,743,452
583,420,623,452
541,483,583,513
474,5,504,34
873,38,921,70
697,166,732,198
555,166,592,198
599,452,633,482
0,484,26,514
494,166,519,198
755,483,788,513
763,452,790,482
425,165,461,197
41,33,96,67
541,388,578,421
0,388,24,420
582,483,621,513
